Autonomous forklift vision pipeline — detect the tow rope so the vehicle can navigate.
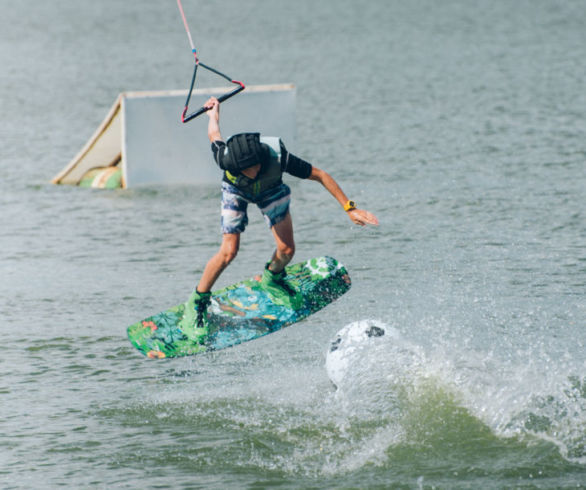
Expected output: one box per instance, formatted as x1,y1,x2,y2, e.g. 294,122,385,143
176,0,245,123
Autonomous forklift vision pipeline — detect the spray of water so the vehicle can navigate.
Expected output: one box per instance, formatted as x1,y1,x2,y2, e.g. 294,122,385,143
325,319,586,465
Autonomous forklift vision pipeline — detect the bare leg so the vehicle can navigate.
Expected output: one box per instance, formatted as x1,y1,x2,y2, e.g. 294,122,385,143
197,233,240,292
267,212,295,273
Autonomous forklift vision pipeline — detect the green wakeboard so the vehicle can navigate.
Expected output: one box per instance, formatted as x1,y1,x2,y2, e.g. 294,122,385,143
127,256,351,358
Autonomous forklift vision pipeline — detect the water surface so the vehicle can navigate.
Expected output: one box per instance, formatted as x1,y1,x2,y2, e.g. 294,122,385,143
1,0,585,487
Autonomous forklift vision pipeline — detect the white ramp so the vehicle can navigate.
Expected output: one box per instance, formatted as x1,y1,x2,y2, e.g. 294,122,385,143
52,84,296,188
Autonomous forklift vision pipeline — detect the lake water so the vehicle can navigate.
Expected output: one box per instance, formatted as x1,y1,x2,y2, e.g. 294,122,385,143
1,0,585,488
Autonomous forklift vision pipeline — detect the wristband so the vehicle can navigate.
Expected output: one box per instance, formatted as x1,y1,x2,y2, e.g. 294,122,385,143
343,200,356,212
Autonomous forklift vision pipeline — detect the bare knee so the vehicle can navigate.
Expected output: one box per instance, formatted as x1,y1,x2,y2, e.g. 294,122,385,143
277,243,295,262
283,247,295,261
216,238,239,268
219,247,238,267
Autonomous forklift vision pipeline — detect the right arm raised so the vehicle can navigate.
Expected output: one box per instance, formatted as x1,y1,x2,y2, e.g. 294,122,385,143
205,97,222,143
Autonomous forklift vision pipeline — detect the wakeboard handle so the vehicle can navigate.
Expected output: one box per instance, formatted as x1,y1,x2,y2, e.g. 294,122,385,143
182,77,245,123
176,0,246,123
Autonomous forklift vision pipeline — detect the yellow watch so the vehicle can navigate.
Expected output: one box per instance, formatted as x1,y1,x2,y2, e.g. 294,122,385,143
343,200,357,212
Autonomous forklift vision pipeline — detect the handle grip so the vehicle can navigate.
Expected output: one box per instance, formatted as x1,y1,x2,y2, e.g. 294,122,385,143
182,82,245,123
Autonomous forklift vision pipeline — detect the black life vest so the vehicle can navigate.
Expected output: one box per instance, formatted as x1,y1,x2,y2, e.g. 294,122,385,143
223,136,284,198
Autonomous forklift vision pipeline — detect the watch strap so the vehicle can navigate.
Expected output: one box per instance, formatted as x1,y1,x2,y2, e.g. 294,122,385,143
344,200,356,212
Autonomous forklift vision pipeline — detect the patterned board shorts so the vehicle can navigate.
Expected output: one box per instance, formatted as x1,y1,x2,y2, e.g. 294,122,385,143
221,182,291,234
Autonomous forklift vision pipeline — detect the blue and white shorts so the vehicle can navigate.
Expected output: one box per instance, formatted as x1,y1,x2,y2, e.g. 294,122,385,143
221,182,291,234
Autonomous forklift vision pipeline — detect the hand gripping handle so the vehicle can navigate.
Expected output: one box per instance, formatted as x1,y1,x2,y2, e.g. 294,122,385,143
182,81,245,123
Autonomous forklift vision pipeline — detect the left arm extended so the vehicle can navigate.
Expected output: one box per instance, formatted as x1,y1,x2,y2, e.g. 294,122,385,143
308,166,379,226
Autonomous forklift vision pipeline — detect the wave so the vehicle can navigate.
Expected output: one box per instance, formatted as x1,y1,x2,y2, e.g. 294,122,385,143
325,319,586,465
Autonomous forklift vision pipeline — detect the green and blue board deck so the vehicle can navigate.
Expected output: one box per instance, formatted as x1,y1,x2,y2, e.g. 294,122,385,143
127,256,351,358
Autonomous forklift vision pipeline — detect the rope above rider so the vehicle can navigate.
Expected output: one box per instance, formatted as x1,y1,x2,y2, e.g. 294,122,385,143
176,0,245,123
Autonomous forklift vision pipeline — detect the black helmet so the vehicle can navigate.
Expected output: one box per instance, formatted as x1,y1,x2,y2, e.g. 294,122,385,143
219,133,268,173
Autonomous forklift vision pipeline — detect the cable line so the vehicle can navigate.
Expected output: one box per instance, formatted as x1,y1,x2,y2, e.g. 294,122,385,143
176,0,245,123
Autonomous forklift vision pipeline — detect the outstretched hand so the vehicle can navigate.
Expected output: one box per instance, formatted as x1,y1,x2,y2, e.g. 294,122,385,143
347,208,379,226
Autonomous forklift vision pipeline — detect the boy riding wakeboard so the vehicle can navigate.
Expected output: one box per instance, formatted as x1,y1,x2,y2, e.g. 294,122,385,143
181,97,379,332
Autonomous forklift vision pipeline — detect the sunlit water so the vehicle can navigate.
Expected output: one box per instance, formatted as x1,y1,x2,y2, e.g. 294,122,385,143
1,0,585,487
